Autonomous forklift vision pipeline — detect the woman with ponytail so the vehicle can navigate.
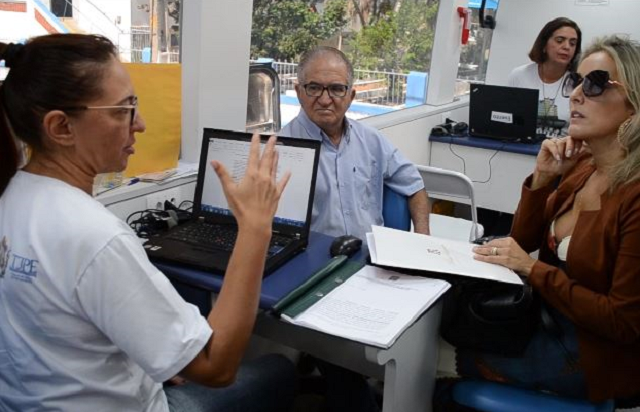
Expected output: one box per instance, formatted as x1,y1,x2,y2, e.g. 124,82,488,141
0,35,295,412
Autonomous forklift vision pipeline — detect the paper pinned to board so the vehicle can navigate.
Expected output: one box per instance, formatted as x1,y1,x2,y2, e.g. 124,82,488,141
368,225,523,285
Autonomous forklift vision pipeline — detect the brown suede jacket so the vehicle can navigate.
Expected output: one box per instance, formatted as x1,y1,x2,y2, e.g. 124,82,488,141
512,153,640,402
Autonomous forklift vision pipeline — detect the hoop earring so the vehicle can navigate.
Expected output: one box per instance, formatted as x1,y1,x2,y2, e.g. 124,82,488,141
617,117,633,149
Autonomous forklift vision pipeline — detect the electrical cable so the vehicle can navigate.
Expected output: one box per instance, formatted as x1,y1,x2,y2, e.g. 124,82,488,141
126,201,192,239
447,138,505,184
178,200,194,211
448,140,468,176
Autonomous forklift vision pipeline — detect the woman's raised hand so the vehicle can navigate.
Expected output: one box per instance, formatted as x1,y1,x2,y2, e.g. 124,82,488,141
210,134,291,236
532,136,584,189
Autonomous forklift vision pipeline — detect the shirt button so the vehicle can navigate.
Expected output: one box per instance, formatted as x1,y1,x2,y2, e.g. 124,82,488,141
345,210,350,215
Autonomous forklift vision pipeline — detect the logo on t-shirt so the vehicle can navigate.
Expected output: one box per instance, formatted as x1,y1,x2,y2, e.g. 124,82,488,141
0,236,9,279
0,237,39,283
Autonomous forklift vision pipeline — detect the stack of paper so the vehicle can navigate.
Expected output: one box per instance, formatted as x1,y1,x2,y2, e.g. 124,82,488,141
137,169,179,183
367,225,523,285
281,265,450,349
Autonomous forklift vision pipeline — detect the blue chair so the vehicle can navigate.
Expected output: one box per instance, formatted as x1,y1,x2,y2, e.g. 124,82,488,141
451,380,615,412
382,185,411,231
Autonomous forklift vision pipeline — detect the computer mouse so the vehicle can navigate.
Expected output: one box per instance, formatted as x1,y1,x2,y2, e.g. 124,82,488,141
330,235,363,257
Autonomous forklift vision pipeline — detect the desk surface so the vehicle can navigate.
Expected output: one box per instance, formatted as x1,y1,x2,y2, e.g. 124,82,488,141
156,231,440,412
155,231,343,309
430,134,541,156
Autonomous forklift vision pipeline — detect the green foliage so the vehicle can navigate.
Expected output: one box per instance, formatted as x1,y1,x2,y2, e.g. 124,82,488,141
346,0,438,72
251,0,438,73
251,0,348,61
347,13,397,71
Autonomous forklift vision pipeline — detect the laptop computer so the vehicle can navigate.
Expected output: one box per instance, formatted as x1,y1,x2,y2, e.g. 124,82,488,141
144,128,321,276
469,84,539,143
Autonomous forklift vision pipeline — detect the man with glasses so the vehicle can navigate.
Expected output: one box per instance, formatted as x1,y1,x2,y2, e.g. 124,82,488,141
280,46,430,243
280,46,430,412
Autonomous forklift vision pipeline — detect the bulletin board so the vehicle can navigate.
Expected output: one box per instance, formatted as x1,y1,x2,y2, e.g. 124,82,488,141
123,63,181,177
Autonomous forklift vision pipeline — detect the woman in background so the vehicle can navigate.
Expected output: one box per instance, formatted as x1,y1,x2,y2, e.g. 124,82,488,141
471,35,640,404
0,34,295,412
508,17,582,137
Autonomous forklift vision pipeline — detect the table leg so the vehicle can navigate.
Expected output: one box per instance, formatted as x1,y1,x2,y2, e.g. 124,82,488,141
366,301,442,412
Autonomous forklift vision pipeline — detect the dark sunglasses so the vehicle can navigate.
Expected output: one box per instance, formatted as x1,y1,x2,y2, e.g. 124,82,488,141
562,70,624,98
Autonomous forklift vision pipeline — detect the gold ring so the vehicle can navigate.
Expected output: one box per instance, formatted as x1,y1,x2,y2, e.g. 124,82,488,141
491,247,498,256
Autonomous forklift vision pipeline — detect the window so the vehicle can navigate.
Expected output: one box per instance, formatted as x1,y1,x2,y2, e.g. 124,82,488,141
0,0,181,64
455,0,498,96
130,0,181,64
51,0,72,18
248,0,441,130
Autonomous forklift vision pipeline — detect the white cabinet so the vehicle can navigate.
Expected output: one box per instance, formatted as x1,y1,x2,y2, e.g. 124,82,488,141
428,141,536,214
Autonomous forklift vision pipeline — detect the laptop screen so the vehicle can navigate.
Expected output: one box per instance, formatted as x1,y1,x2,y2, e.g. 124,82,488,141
195,129,320,233
469,84,539,143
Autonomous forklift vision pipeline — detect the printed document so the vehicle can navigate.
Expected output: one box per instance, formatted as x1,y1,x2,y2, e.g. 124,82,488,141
281,265,450,348
368,225,523,285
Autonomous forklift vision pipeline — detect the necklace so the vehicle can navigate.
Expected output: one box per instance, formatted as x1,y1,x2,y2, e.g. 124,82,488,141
539,67,565,118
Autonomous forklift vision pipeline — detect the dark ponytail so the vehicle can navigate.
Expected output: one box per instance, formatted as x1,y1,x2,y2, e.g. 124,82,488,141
1,43,18,196
0,35,117,197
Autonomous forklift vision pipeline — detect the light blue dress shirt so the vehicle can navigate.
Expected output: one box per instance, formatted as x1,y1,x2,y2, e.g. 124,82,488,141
280,110,424,240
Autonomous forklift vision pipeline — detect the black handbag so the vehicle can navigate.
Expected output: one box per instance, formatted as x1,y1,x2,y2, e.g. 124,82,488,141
440,277,540,356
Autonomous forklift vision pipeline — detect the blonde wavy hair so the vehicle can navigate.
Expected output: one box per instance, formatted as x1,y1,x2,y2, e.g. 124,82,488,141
581,36,640,188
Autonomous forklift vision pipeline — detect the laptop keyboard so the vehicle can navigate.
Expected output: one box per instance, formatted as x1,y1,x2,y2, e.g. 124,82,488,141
167,223,293,256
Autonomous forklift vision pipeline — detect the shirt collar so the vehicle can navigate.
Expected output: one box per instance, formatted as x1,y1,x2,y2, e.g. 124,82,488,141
297,109,352,144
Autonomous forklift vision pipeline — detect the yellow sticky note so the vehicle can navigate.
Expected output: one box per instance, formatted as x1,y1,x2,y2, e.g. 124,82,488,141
124,63,181,177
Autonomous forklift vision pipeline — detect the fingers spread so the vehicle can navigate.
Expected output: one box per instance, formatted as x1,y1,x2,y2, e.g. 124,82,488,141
210,160,232,188
246,133,262,174
259,135,277,176
277,170,292,196
271,150,279,181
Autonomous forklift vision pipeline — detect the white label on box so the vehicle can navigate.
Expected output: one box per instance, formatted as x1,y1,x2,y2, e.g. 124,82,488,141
491,111,513,124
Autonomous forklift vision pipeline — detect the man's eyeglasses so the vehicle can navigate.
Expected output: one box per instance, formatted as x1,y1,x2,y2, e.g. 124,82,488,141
303,83,350,98
62,96,139,126
562,70,624,98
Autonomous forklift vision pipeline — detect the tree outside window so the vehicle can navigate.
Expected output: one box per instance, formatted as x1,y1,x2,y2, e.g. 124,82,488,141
250,0,440,126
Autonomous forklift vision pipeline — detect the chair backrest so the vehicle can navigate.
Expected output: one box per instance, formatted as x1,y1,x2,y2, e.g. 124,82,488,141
417,165,482,242
382,185,411,231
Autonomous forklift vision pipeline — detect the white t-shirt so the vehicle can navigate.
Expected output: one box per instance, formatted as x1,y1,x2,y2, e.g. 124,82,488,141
507,62,570,137
0,171,212,412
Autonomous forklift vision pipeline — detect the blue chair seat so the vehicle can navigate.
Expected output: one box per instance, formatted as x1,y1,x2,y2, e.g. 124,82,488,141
452,380,615,412
382,186,411,231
